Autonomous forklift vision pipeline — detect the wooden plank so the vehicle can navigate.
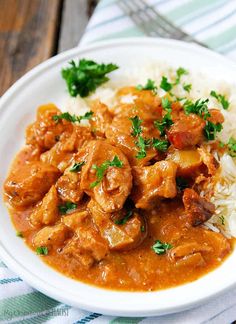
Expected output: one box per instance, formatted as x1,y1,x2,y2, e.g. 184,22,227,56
58,0,89,53
0,0,62,96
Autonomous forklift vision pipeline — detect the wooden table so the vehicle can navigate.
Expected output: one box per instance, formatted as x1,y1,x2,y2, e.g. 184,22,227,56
0,0,97,96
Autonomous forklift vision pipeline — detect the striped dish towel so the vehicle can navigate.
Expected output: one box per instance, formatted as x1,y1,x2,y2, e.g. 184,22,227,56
1,0,236,323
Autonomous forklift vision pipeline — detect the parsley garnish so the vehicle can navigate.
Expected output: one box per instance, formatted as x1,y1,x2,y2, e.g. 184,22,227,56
175,67,188,85
154,112,173,136
227,137,236,157
141,225,145,232
115,211,133,225
183,83,192,92
219,215,225,225
59,202,77,214
160,76,172,92
152,138,169,152
62,59,119,97
152,240,172,255
36,247,48,255
184,99,210,119
210,90,229,110
204,121,223,140
16,231,23,238
130,116,142,137
136,79,157,93
70,162,85,172
161,97,172,111
53,111,93,123
135,136,151,159
90,156,123,188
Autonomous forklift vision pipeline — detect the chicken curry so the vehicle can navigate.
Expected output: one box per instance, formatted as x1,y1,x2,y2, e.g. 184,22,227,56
3,86,233,291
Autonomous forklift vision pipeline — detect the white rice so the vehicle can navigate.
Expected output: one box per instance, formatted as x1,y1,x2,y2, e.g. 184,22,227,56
64,62,236,238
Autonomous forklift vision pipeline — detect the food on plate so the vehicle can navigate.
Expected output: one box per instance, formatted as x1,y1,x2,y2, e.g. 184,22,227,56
3,59,236,291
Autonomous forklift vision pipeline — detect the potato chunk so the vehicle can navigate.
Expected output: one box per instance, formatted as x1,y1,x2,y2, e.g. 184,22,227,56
167,148,202,176
4,162,60,207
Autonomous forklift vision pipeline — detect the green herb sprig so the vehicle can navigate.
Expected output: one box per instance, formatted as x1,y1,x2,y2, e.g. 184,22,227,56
130,116,142,137
136,79,157,93
210,90,229,110
183,99,211,119
204,121,223,141
62,59,118,97
115,211,133,225
90,156,123,188
59,202,77,214
70,162,85,172
52,111,93,123
36,246,48,255
152,240,172,255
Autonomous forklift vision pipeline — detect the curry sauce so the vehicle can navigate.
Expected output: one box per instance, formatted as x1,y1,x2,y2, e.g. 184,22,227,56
3,87,233,291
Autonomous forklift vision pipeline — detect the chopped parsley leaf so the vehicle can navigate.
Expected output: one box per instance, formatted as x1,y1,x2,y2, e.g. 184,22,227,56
53,111,93,123
183,83,192,92
16,231,23,238
160,76,172,92
141,225,145,232
62,59,118,97
161,97,171,111
204,121,223,141
227,137,236,157
115,211,133,225
219,215,225,226
175,67,188,85
90,156,123,188
135,136,151,159
129,116,142,137
152,240,172,255
136,79,157,93
154,112,173,136
183,98,211,120
59,202,77,214
210,90,229,110
152,138,169,152
36,246,48,255
70,162,85,172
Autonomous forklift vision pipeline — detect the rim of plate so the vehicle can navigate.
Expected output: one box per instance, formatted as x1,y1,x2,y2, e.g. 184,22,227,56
0,37,236,317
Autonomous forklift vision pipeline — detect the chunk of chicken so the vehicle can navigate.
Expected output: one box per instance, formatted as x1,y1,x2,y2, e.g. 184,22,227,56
26,104,73,151
208,109,224,124
30,186,59,226
115,87,162,122
62,219,109,268
80,140,132,212
88,199,146,251
105,115,158,166
4,162,60,207
132,161,177,209
40,126,92,172
167,113,205,149
183,188,215,226
89,100,113,136
197,147,219,175
62,210,89,230
33,223,69,249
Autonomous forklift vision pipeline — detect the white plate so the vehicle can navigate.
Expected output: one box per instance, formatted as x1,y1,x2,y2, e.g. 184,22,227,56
0,37,236,317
